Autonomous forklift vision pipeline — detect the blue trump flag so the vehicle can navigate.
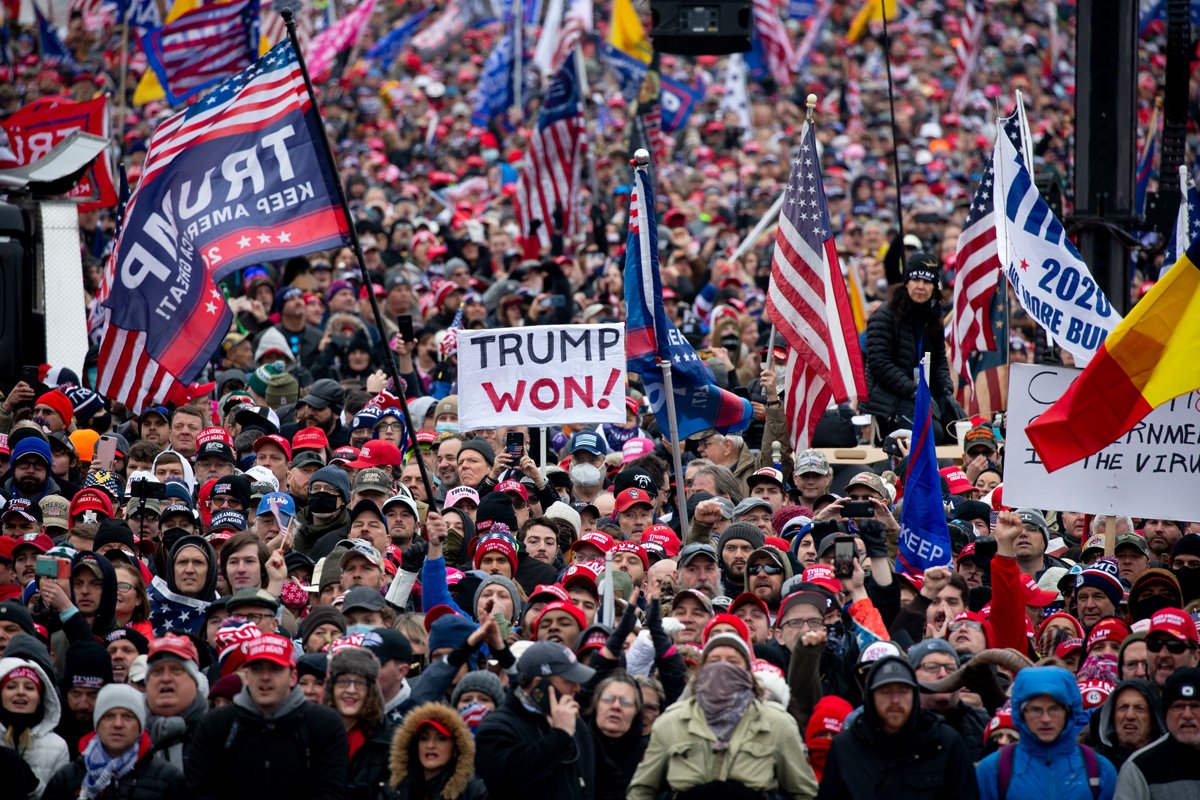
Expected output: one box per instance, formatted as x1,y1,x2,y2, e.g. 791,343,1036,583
623,161,753,440
365,8,431,69
896,356,952,576
471,13,523,126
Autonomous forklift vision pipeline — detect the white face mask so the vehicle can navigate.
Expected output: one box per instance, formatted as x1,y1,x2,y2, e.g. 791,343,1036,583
569,463,602,488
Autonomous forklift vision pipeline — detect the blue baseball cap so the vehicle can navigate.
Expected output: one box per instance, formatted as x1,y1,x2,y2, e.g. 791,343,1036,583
257,492,295,529
568,431,607,456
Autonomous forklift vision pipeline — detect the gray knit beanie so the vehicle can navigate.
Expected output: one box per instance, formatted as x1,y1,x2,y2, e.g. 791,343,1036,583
717,522,766,554
451,669,504,708
93,683,147,730
310,466,352,502
473,574,521,624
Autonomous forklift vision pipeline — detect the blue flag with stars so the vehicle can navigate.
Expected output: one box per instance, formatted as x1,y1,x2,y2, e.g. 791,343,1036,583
624,163,753,439
148,575,213,635
1163,165,1200,279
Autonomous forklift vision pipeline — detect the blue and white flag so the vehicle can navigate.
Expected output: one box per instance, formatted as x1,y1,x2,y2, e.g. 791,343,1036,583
471,14,524,126
148,576,212,635
660,75,703,133
992,120,1122,365
896,357,952,577
1163,164,1200,279
365,8,430,68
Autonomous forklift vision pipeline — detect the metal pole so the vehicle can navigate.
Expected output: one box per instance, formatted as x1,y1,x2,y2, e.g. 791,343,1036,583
116,21,130,158
659,360,689,531
880,8,907,255
282,9,436,503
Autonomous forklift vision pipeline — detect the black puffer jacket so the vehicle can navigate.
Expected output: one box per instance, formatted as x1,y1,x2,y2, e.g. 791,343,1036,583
861,299,955,428
817,658,978,800
43,733,186,800
186,685,348,800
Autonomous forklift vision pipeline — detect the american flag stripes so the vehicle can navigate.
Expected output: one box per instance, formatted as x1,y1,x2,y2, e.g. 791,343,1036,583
262,0,313,48
948,116,1020,385
548,0,592,75
752,0,795,85
515,57,585,253
142,0,262,106
304,0,375,82
765,121,866,451
950,0,986,110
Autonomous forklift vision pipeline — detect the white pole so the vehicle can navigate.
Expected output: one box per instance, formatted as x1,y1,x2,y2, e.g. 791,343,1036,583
660,360,689,531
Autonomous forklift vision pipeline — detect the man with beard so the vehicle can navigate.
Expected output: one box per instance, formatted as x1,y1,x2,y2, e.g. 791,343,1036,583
819,657,974,797
3,437,60,501
676,544,721,599
1142,519,1185,564
433,435,464,500
283,380,348,448
55,641,113,757
193,430,238,485
744,546,791,614
1115,668,1200,796
716,523,765,596
908,638,990,762
383,493,420,548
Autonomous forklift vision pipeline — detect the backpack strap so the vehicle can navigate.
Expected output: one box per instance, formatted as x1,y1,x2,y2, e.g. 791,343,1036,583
997,743,1017,800
1078,743,1101,800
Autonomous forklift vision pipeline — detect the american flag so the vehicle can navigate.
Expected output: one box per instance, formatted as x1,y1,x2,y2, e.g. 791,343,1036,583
148,575,213,635
948,114,1020,385
548,0,592,76
141,0,262,106
950,0,986,110
515,56,585,253
95,40,350,413
956,288,1008,418
261,0,313,49
765,121,866,450
1163,164,1200,278
439,301,465,358
752,0,794,85
71,0,117,32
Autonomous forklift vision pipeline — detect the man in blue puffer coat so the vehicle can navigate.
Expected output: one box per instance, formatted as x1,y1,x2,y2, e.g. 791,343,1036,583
976,666,1118,800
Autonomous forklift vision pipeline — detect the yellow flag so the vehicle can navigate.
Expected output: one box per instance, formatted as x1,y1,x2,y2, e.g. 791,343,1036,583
608,0,652,64
846,0,897,43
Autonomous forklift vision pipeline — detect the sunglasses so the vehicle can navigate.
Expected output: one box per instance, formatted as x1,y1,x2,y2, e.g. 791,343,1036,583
747,563,783,576
1147,637,1196,655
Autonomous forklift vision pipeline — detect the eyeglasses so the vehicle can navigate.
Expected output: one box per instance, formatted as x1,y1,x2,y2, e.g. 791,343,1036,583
239,612,273,625
599,694,637,708
116,582,135,593
1147,637,1196,655
746,563,782,576
948,620,982,633
334,676,369,690
916,662,957,676
781,618,824,631
376,422,403,432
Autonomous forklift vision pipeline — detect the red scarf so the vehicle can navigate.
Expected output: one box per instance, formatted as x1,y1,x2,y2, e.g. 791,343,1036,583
347,727,366,762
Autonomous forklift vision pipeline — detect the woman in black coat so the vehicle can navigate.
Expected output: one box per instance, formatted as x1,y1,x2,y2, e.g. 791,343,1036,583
861,252,957,441
386,702,487,800
586,672,648,798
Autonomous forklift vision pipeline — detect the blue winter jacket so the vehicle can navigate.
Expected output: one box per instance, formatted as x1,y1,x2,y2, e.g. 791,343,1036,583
975,667,1117,800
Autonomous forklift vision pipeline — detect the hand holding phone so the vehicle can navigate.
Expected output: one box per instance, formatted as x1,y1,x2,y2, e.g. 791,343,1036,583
93,434,119,471
833,536,857,579
840,500,875,519
505,431,525,460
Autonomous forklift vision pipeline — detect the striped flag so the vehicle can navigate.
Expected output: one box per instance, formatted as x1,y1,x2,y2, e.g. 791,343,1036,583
515,56,585,253
439,301,465,358
94,40,352,413
261,0,313,49
948,115,1019,385
955,288,1008,419
304,0,375,82
950,0,986,111
547,0,592,76
751,0,794,85
792,0,831,72
1163,164,1200,279
142,0,262,106
766,120,866,451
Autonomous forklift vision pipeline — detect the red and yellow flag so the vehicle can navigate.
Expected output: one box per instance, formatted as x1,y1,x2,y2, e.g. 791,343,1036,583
1026,241,1200,471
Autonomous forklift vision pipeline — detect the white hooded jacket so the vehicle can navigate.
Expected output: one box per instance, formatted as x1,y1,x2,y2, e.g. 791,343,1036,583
0,657,70,799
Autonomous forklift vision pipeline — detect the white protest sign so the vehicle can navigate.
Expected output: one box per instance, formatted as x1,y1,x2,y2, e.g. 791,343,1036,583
1004,363,1200,519
994,131,1122,365
457,325,627,429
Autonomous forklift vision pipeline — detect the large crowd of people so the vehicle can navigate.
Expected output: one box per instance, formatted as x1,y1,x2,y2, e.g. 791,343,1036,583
1,1,1198,798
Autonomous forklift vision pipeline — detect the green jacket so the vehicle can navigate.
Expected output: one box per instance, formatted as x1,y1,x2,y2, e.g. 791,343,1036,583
628,696,819,800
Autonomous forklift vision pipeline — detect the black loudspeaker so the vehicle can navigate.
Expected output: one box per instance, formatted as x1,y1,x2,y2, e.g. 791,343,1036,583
0,202,36,382
650,1,752,56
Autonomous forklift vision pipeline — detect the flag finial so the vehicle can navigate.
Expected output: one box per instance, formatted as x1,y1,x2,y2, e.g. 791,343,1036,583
806,93,817,121
631,148,650,166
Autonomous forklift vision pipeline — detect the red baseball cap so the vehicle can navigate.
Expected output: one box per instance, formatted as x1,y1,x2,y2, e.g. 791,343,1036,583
423,604,463,633
728,591,770,620
533,601,587,639
242,633,296,668
528,584,571,605
562,561,602,590
1148,608,1199,643
70,488,115,519
800,564,842,596
347,440,403,469
291,427,329,452
1022,575,1059,607
639,524,681,557
939,466,974,496
1087,618,1130,651
149,634,199,664
330,446,360,465
415,718,454,738
0,537,15,563
570,531,615,555
495,480,528,502
611,541,648,571
702,613,751,646
253,434,293,461
1055,638,1083,660
12,532,53,555
198,426,234,446
614,488,654,514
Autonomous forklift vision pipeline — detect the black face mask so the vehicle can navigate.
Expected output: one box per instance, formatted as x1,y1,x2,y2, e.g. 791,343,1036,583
308,492,341,515
1130,593,1177,622
1174,567,1200,604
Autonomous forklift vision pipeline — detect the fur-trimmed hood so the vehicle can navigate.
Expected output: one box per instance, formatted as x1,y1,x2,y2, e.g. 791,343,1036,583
388,702,476,799
324,312,368,339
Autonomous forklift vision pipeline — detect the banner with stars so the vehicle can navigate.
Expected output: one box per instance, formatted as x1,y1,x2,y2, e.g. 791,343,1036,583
148,575,213,635
97,39,352,410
